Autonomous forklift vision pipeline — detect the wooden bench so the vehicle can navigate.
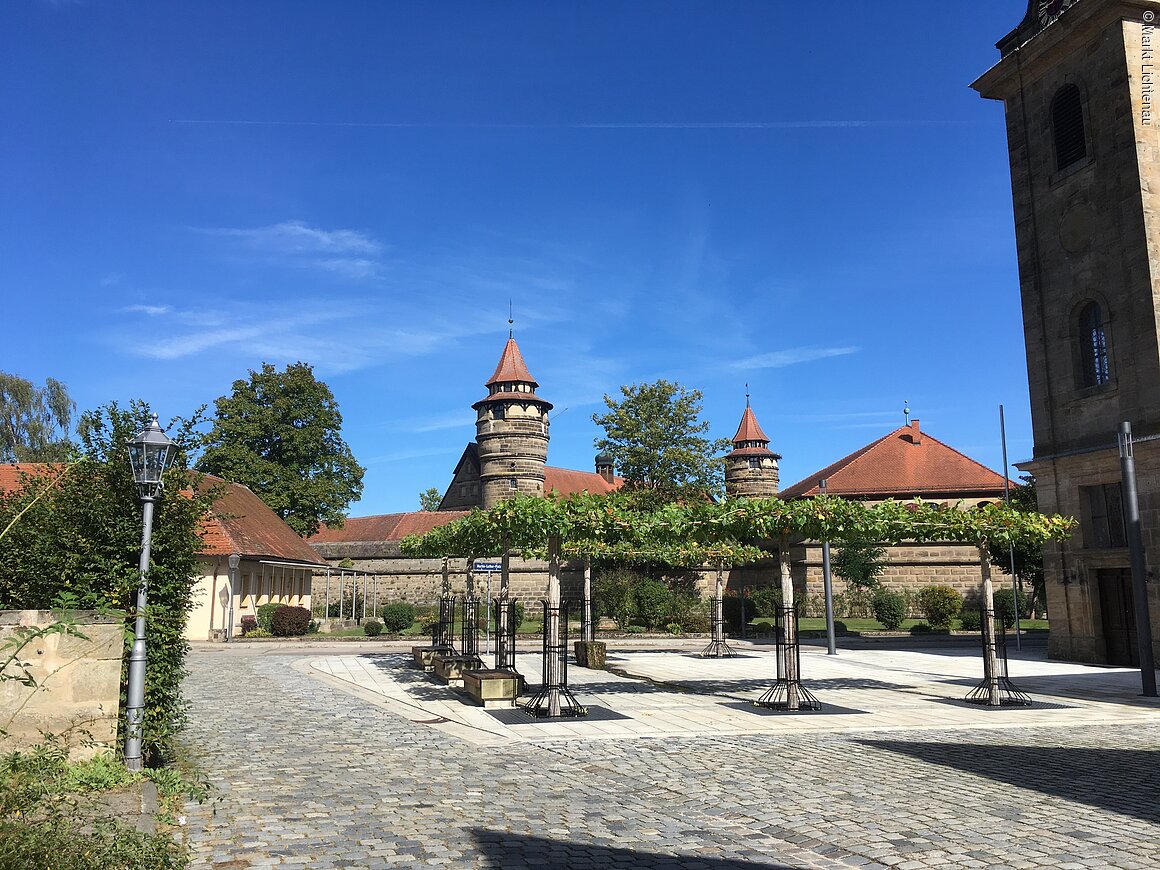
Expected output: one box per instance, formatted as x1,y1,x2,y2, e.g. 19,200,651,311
411,645,452,671
460,669,522,708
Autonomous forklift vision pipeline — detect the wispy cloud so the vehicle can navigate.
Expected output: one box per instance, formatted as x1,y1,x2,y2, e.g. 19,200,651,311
363,446,461,465
404,411,473,434
730,345,860,370
123,304,171,316
197,220,384,279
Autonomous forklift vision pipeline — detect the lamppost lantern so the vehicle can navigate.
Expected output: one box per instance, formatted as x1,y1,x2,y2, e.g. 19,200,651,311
128,414,176,499
123,412,176,771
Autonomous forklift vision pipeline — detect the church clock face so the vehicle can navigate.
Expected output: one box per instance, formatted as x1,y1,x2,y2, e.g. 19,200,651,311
1038,0,1075,27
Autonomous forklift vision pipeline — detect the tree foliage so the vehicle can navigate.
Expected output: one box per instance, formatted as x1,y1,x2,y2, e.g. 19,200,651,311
0,402,213,763
198,362,365,537
832,540,887,590
592,380,731,502
419,487,443,511
988,476,1046,610
402,491,1076,569
0,372,76,463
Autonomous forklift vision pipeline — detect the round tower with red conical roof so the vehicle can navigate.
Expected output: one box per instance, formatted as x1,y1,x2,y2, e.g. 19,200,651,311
724,397,780,498
472,331,553,509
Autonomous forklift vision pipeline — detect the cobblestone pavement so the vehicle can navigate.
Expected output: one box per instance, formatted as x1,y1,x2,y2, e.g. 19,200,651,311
182,645,1160,869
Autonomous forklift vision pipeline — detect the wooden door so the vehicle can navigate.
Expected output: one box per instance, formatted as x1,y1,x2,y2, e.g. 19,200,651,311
1097,568,1138,666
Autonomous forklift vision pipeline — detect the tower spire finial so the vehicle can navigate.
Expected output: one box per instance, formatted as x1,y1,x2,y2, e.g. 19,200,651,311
745,383,750,407
903,400,910,425
508,299,513,338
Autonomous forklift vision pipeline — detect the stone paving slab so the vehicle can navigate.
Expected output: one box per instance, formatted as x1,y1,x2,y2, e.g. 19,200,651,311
181,642,1160,869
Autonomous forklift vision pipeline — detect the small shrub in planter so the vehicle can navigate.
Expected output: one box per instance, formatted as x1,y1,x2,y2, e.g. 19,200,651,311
871,589,908,631
257,602,284,633
240,615,258,636
917,585,962,629
380,602,416,633
271,605,312,637
363,619,383,637
958,607,983,631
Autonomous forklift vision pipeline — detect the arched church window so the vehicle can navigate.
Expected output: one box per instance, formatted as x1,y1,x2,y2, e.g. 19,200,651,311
1052,84,1087,171
1079,301,1110,387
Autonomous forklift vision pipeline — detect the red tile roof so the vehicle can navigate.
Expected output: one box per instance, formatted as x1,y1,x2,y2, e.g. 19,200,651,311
732,405,770,444
779,420,1016,499
0,463,68,492
309,510,469,544
486,336,538,387
196,476,326,565
544,466,623,496
0,464,324,565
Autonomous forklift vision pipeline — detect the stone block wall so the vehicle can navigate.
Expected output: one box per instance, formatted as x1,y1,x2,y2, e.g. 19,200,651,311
0,610,123,760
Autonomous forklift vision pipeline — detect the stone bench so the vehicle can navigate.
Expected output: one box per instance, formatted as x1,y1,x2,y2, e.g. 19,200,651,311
460,669,522,708
431,654,482,686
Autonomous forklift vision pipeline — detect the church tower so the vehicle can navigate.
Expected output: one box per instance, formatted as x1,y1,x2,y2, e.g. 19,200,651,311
472,333,553,509
724,398,780,499
974,0,1160,664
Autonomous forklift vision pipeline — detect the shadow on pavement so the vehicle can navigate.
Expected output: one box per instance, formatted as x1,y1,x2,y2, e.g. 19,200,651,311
469,829,794,869
860,739,1160,824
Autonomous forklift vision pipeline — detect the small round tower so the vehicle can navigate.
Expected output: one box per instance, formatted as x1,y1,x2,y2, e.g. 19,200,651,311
472,332,553,509
724,399,780,498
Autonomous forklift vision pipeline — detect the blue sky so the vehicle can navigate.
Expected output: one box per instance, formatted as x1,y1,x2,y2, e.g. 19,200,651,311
2,1,1032,516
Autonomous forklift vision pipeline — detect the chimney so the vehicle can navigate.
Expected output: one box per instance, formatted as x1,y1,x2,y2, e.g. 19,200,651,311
907,419,922,445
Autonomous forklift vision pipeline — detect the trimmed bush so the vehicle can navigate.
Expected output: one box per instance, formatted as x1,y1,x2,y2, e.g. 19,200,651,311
917,585,962,629
493,599,526,630
833,620,848,634
665,622,682,635
363,619,382,637
747,585,782,618
240,615,258,635
271,605,312,637
667,593,710,633
871,589,907,631
257,602,284,633
958,607,983,631
992,588,1027,628
634,579,673,630
380,602,416,632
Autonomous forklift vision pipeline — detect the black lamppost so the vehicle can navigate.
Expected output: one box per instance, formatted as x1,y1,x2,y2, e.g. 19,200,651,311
124,414,176,772
227,553,241,641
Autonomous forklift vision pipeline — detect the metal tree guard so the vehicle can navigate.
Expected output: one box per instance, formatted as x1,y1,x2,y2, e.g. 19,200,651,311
701,565,737,657
458,594,484,669
965,604,1032,706
754,604,821,711
520,600,586,718
494,598,521,677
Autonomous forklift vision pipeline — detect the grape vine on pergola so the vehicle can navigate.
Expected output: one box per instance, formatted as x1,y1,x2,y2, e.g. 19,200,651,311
402,491,1074,710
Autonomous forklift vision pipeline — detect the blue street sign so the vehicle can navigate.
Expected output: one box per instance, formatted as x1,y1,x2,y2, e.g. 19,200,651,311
473,561,502,572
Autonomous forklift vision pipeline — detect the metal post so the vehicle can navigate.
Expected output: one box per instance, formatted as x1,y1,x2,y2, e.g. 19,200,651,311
485,571,492,655
227,554,239,641
820,478,837,656
1118,422,1157,697
1000,404,1021,650
124,496,155,772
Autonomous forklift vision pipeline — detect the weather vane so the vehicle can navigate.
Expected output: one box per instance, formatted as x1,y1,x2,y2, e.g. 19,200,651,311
508,299,514,337
745,383,750,407
904,401,911,425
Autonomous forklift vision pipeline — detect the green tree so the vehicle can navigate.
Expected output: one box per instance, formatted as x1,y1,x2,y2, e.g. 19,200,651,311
989,475,1046,615
592,380,730,502
198,362,365,537
832,540,887,590
419,487,443,511
0,372,76,463
0,401,213,763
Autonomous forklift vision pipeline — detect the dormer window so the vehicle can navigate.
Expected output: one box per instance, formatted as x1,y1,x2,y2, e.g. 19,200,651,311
1052,84,1087,172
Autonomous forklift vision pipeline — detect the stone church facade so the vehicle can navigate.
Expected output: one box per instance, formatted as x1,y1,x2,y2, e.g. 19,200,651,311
973,0,1160,664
